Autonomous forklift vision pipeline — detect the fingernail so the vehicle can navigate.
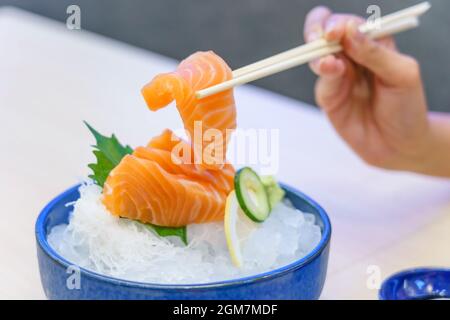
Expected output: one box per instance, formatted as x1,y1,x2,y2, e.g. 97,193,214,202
325,18,338,34
307,31,321,42
307,24,324,42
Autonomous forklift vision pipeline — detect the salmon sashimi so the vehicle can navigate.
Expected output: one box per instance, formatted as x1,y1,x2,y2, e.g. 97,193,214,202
141,51,236,170
102,51,237,227
103,130,235,227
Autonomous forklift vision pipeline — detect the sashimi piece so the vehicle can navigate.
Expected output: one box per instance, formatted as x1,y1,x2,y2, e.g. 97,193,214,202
141,51,236,170
103,52,237,227
102,130,235,227
140,129,235,193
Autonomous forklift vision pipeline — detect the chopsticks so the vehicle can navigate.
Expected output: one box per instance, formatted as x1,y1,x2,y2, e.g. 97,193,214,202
196,2,431,99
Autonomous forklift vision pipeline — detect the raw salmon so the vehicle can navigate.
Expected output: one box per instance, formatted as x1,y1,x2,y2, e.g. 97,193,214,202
141,51,236,170
102,51,237,227
103,130,235,227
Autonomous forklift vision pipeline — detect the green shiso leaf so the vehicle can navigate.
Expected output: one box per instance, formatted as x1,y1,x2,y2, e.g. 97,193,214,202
84,121,133,187
144,224,188,245
85,121,188,245
261,175,285,208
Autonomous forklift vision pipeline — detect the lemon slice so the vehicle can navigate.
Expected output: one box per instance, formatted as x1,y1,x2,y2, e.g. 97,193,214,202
224,190,259,267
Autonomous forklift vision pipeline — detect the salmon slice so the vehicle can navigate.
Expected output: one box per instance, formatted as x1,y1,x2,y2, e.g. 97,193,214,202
103,130,235,227
141,51,236,170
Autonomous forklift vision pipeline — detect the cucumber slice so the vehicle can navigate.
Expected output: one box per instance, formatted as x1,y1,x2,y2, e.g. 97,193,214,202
234,167,271,222
261,175,285,208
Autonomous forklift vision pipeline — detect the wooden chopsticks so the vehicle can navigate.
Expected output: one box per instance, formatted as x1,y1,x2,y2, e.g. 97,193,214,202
196,2,431,99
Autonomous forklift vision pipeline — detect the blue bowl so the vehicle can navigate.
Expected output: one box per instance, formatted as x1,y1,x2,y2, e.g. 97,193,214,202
379,268,450,300
36,184,331,300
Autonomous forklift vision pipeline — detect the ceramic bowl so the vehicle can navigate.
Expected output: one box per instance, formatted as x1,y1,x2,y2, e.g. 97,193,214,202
36,183,331,300
379,268,450,300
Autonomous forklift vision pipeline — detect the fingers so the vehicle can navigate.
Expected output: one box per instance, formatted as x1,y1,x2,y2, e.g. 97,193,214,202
304,7,333,77
306,12,360,80
314,56,355,112
304,10,359,111
342,20,420,87
310,54,347,81
323,14,365,43
304,6,331,42
310,54,346,76
317,55,346,76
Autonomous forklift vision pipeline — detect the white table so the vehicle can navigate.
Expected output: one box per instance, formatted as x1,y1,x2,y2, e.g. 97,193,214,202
1,7,450,300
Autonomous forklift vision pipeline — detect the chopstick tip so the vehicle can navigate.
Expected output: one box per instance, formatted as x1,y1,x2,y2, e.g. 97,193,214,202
421,1,432,12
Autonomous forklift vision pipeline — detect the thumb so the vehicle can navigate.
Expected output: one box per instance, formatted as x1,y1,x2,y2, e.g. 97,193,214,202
343,21,420,88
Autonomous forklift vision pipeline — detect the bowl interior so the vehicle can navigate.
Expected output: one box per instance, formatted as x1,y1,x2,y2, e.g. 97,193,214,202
281,183,327,233
380,268,450,300
41,186,80,235
36,183,331,288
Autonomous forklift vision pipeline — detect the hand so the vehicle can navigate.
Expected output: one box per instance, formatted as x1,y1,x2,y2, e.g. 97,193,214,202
304,7,433,174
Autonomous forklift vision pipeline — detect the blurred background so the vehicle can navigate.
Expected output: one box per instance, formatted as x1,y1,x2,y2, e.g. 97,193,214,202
1,0,449,111
1,1,450,300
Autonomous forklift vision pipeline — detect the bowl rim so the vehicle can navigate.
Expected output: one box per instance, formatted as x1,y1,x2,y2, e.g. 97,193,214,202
36,183,331,290
379,267,450,300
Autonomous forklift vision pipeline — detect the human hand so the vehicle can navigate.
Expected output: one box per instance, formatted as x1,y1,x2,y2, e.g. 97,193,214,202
304,7,432,174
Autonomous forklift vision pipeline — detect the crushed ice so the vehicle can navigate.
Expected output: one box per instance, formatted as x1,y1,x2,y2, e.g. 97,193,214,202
48,183,322,284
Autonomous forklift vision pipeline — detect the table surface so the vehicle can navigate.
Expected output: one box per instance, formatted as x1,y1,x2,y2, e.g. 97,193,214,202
1,7,450,300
